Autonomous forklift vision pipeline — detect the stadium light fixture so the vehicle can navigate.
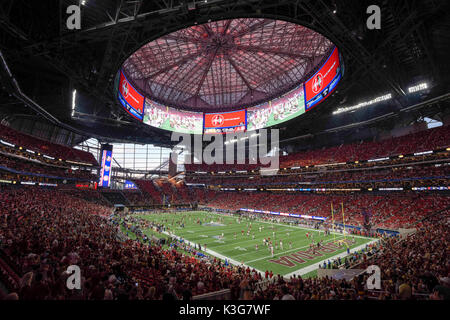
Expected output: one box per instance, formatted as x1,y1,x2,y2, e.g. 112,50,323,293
408,82,428,93
414,150,433,156
72,89,76,117
333,93,392,115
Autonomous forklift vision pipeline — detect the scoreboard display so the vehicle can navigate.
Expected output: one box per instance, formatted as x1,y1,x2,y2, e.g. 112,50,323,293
118,70,145,120
304,46,342,110
203,109,247,134
117,46,342,134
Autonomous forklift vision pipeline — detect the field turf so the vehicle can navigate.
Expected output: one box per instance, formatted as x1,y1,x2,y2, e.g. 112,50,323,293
127,210,374,276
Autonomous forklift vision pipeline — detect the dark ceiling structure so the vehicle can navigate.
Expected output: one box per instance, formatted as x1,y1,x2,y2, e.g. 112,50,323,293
0,0,449,149
122,18,333,112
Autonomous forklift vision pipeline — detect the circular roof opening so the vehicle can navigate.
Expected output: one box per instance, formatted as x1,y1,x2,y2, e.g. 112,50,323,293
121,18,334,113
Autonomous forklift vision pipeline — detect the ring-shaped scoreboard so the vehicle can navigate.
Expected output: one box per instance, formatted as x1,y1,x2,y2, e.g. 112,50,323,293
115,19,343,135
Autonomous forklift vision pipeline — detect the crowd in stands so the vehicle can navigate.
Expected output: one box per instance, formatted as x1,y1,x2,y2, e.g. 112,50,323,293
135,180,163,204
186,125,449,172
198,191,450,230
134,179,193,205
0,124,98,166
0,123,448,300
186,163,449,189
0,186,261,300
262,212,449,300
60,189,112,207
122,191,153,206
0,184,448,300
0,153,96,181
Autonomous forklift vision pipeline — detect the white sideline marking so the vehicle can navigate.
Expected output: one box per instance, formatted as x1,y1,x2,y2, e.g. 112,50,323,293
161,230,265,276
205,210,372,240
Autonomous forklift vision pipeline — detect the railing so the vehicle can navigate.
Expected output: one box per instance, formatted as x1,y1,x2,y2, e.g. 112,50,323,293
193,289,231,300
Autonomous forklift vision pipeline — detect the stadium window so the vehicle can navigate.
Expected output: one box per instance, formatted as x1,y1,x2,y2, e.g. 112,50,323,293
76,139,174,171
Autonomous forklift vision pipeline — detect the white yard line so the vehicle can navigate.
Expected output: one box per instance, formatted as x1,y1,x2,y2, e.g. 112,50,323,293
161,230,265,276
142,211,376,278
283,238,380,279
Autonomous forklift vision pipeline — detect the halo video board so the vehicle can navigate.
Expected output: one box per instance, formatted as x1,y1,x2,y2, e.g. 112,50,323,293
143,98,203,135
247,85,305,131
117,71,145,120
203,110,247,134
304,46,342,111
117,47,342,134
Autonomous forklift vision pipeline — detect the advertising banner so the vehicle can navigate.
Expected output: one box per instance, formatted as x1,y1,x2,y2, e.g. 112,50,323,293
203,110,247,134
118,71,145,120
304,47,341,110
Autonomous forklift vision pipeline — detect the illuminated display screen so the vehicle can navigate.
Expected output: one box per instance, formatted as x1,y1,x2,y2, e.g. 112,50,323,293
117,47,341,133
203,110,247,134
304,47,341,110
247,85,305,131
118,71,145,120
143,98,203,134
124,180,137,189
99,148,113,188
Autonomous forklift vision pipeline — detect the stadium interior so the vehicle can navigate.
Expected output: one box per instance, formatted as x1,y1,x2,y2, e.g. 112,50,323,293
0,0,449,304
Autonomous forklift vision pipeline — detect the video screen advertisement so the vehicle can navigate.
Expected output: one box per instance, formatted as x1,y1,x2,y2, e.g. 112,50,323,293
143,98,203,135
247,85,305,131
117,70,145,121
304,46,342,111
203,109,247,134
124,180,138,190
99,144,113,188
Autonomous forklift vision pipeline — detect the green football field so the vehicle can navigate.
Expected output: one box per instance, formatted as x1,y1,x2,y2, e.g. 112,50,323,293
127,210,375,276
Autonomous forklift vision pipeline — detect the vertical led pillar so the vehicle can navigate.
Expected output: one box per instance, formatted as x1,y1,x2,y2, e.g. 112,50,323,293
99,144,113,188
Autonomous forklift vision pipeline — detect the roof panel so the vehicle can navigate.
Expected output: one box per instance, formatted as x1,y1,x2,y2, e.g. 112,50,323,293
122,18,334,112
